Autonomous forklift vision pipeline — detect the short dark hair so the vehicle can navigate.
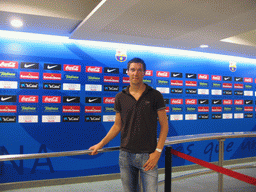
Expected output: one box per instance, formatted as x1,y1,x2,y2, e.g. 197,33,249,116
127,58,146,72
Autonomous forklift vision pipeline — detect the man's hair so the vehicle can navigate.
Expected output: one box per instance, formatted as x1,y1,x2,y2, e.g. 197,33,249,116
127,58,146,72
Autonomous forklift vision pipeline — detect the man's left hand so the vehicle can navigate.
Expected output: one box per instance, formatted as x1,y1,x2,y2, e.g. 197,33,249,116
143,151,161,171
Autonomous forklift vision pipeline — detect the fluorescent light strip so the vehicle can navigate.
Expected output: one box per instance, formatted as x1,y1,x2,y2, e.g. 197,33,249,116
0,29,256,64
0,30,70,43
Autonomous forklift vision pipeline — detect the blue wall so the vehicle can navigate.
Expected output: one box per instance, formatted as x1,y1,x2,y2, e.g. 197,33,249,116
0,34,256,183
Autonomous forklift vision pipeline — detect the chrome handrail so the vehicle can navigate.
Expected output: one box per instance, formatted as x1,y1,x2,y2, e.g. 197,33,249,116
0,131,255,162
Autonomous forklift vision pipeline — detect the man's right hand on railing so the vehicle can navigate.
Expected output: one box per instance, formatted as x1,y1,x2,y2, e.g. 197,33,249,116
89,142,104,155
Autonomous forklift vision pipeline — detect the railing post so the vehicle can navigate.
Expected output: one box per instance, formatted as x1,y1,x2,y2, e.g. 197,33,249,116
165,146,172,192
218,139,225,192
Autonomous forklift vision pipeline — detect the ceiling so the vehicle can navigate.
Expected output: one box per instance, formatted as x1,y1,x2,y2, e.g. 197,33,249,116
1,0,256,58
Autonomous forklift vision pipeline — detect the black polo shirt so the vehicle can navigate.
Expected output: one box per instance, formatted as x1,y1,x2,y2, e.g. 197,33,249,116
114,84,166,153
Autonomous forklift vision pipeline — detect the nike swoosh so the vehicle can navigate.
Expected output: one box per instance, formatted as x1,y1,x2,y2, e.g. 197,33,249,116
173,74,180,77
200,100,207,103
188,75,194,78
107,69,116,73
47,65,58,69
1,97,12,101
66,98,76,102
224,77,229,80
24,64,35,68
236,78,241,81
89,98,98,102
246,101,251,104
214,101,220,104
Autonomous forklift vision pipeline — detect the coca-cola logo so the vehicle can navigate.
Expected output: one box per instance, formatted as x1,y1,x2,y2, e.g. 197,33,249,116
145,70,153,76
86,66,102,73
223,100,232,105
244,77,252,83
0,61,18,68
211,75,221,81
185,99,197,105
19,95,38,103
157,71,169,77
171,99,183,105
103,97,115,104
198,74,209,80
234,100,243,105
64,64,81,72
42,96,61,103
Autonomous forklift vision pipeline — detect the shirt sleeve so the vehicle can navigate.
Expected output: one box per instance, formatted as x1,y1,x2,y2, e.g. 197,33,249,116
114,93,121,113
155,90,166,111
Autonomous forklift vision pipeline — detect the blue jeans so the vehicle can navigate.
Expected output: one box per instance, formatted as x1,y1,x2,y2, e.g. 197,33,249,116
119,150,158,192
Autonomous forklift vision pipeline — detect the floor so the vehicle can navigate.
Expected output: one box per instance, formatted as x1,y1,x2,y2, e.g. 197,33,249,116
2,164,256,192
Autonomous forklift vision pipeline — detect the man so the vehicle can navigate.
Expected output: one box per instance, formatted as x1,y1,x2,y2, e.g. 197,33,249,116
89,58,169,192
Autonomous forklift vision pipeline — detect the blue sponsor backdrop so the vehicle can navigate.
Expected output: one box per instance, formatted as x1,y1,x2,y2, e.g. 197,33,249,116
0,35,256,183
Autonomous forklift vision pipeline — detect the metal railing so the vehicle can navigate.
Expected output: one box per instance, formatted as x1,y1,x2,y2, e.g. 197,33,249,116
1,131,256,192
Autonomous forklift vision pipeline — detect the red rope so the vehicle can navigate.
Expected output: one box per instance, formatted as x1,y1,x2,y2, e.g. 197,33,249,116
171,148,256,186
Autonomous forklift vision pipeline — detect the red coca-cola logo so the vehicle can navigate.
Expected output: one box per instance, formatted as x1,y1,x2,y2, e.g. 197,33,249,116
244,77,252,83
86,66,102,73
157,71,169,77
103,97,115,104
165,107,170,113
145,70,153,76
185,99,197,105
0,61,18,69
223,100,232,105
42,96,61,103
85,106,102,113
198,74,209,80
234,100,243,105
211,75,221,81
19,95,39,103
171,99,183,105
64,64,81,72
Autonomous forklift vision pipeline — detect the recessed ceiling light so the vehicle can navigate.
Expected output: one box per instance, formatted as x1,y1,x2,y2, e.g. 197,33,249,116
200,44,209,48
10,19,23,28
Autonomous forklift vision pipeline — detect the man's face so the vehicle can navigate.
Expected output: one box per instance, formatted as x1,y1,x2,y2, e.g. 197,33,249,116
127,62,145,85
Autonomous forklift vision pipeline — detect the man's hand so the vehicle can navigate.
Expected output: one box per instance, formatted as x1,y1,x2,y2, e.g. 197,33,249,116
89,142,103,155
143,151,161,171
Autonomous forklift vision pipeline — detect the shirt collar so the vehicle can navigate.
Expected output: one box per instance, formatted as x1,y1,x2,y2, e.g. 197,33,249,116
122,83,152,95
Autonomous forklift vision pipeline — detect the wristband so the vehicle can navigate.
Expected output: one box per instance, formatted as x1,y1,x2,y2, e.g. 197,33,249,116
155,148,162,153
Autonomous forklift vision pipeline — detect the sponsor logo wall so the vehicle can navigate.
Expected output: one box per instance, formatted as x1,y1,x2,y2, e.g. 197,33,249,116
0,60,255,122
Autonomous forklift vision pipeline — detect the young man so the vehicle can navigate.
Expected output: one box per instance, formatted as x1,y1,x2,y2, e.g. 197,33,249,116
89,58,169,192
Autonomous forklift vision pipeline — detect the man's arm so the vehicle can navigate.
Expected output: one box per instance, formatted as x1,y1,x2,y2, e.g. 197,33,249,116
143,108,169,171
89,112,122,155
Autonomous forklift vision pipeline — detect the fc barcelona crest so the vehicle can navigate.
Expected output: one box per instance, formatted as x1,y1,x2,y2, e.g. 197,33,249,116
229,61,237,72
116,48,127,62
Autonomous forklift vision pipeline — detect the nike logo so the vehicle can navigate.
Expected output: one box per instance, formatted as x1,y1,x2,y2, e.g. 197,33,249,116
200,100,207,103
224,77,230,80
188,75,194,78
1,97,12,101
173,74,180,77
246,101,251,104
24,64,35,68
66,98,76,102
89,98,98,102
236,78,241,81
107,69,116,73
214,101,220,104
47,65,58,69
